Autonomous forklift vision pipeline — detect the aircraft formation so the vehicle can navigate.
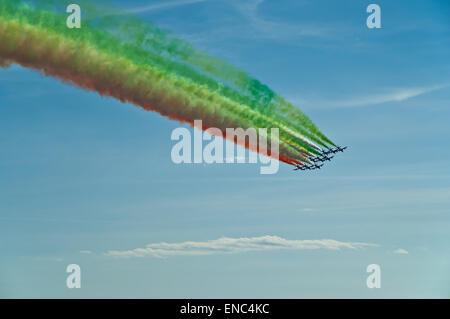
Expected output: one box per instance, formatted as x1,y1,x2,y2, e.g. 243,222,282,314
293,146,347,171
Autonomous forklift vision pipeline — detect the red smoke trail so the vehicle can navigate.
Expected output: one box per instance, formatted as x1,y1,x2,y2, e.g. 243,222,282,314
0,19,295,164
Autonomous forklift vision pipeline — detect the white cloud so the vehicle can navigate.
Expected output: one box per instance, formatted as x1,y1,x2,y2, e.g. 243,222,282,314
126,0,207,14
336,85,448,107
80,250,93,254
290,84,449,110
393,248,409,255
105,235,377,258
297,84,449,109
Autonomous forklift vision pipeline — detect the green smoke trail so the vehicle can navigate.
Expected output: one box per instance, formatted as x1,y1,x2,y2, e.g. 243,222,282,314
10,1,328,151
0,15,309,163
88,3,336,146
0,0,335,164
94,2,335,147
22,0,333,148
0,0,325,155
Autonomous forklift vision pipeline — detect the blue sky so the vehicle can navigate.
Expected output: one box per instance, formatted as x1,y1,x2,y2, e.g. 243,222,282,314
0,0,449,298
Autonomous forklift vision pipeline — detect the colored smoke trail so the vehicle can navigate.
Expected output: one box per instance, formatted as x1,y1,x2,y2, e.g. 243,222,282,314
0,0,336,166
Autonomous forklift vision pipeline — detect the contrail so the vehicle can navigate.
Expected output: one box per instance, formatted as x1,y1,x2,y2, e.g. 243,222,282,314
0,1,336,165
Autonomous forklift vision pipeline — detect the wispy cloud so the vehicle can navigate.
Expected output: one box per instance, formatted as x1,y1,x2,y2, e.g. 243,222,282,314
104,235,377,258
292,84,449,109
126,0,207,14
221,0,333,43
334,85,449,108
393,248,409,255
80,250,93,254
184,0,331,47
231,0,328,40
